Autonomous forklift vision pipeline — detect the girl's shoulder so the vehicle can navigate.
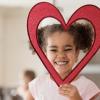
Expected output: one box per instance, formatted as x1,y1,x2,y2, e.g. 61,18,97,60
77,76,98,85
29,74,49,87
28,74,50,97
73,76,100,99
75,75,98,87
72,75,100,94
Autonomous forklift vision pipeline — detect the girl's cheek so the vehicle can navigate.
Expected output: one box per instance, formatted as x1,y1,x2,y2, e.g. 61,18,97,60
49,54,56,60
65,51,76,58
47,53,56,63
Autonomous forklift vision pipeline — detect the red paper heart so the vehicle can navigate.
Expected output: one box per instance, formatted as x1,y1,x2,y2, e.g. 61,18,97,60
27,2,100,86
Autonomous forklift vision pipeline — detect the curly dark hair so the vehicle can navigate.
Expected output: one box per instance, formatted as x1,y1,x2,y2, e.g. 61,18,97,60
37,22,94,52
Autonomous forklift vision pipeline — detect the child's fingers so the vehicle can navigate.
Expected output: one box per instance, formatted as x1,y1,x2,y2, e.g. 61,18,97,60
62,84,77,90
59,86,71,92
59,88,70,92
59,88,70,95
59,84,79,97
60,84,74,90
59,84,72,96
59,89,74,97
60,83,73,88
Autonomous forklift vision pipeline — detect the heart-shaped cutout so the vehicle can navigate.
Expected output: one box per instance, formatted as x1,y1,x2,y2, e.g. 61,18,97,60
37,18,94,78
27,2,100,86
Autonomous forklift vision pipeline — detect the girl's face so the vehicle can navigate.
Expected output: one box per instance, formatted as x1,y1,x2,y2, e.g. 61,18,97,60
45,32,79,79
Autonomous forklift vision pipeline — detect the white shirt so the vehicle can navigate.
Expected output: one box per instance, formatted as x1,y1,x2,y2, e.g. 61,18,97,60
29,74,100,100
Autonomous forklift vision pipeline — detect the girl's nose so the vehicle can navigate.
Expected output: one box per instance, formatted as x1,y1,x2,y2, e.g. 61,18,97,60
57,52,66,58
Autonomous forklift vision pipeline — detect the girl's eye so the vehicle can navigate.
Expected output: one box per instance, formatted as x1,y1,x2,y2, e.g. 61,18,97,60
64,48,72,51
50,49,57,52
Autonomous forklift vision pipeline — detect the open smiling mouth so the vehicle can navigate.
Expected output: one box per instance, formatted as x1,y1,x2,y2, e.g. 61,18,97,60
55,61,69,66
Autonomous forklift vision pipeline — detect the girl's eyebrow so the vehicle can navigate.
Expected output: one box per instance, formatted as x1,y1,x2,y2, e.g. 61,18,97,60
48,46,57,48
48,45,73,48
64,45,73,47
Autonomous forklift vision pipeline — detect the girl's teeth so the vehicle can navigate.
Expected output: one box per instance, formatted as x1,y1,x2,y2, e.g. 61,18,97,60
56,61,68,65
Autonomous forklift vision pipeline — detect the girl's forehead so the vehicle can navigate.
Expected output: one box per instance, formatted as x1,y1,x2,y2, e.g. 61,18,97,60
47,32,75,47
48,31,73,38
47,45,74,49
47,32,74,41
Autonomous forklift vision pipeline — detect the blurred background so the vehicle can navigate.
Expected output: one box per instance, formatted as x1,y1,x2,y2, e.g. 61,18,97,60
0,0,100,100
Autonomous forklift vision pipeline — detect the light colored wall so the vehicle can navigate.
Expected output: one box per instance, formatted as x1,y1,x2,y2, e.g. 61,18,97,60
0,0,53,7
0,13,3,86
0,8,47,87
56,0,100,21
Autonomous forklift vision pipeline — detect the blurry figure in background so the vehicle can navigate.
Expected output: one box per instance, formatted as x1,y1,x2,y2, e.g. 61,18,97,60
17,70,36,100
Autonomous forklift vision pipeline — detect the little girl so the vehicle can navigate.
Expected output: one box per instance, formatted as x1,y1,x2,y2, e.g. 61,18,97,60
29,22,100,100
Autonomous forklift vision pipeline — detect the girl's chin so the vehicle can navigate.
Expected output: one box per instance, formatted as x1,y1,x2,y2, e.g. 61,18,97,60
56,69,69,75
55,68,72,77
55,66,68,71
57,72,69,79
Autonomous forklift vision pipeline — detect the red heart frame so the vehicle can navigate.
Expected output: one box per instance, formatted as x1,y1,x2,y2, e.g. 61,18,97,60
27,2,100,86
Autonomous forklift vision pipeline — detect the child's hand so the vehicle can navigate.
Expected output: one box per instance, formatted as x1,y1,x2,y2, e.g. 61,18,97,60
59,84,82,100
